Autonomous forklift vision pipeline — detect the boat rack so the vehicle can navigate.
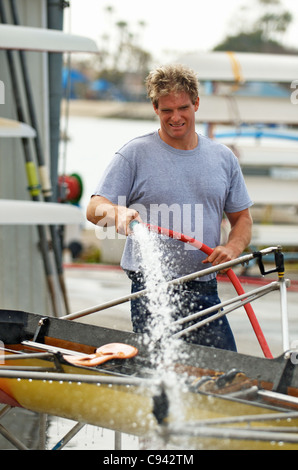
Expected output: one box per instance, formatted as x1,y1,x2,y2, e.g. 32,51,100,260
0,403,124,450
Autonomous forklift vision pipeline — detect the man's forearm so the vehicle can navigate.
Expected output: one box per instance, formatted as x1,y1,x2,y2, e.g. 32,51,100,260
225,211,253,258
86,196,117,226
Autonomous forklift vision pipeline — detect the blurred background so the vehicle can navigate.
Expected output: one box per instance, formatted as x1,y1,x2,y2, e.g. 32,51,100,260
59,0,298,268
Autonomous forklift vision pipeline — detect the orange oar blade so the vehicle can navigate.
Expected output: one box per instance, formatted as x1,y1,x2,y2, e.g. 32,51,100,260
63,343,138,367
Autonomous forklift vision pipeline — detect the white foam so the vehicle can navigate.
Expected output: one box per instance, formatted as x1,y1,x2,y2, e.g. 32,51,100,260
132,224,188,424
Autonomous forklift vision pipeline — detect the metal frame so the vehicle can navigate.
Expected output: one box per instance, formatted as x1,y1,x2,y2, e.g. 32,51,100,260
171,277,290,350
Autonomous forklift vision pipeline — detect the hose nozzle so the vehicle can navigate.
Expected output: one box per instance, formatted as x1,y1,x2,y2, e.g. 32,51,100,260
129,220,140,231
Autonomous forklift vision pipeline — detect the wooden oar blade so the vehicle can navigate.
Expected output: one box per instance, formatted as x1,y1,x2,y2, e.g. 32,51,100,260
0,24,99,53
0,117,36,138
0,200,84,225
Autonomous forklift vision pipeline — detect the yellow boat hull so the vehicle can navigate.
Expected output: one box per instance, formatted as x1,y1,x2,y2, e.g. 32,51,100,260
2,357,298,449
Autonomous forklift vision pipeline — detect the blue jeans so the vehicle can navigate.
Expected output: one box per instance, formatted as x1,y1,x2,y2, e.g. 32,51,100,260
127,271,237,352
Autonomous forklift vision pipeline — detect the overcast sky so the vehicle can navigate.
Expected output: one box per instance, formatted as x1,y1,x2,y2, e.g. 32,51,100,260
64,0,297,62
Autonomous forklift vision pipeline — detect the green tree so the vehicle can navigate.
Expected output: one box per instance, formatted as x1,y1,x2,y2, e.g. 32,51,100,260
214,0,296,54
98,6,151,74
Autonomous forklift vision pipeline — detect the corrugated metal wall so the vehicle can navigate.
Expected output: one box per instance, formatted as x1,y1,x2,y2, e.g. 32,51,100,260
0,0,57,316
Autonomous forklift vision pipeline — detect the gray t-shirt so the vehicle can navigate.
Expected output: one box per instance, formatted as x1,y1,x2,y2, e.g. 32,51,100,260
93,131,253,280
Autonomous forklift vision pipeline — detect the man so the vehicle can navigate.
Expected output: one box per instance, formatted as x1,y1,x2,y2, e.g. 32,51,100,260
87,64,253,351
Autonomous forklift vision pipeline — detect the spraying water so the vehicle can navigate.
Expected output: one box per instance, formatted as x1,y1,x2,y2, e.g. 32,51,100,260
131,223,189,428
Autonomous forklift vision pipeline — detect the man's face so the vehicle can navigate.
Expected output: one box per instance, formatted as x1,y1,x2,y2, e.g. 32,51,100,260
153,91,199,149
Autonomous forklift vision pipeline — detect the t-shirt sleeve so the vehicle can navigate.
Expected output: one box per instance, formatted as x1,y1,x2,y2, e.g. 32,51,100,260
92,152,134,206
224,155,253,213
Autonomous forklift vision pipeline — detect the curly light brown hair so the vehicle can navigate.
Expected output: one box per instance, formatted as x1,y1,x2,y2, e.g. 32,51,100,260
145,64,199,108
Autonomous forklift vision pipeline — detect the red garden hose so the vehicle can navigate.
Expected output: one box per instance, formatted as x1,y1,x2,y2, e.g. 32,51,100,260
144,223,273,359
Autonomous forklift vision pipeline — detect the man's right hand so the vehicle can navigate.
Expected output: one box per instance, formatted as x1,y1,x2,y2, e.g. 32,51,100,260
114,205,141,235
86,195,141,236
